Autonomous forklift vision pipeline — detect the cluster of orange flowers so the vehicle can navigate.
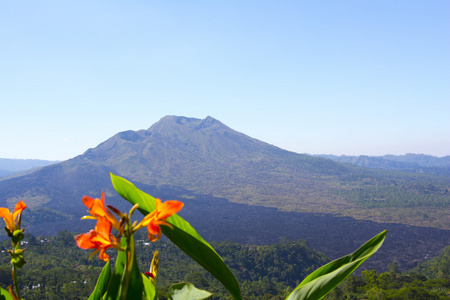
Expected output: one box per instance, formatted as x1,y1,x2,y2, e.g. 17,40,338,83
0,194,183,263
75,192,183,261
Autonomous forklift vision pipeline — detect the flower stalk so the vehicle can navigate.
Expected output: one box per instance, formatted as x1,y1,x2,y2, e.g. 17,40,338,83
0,201,27,300
12,265,20,299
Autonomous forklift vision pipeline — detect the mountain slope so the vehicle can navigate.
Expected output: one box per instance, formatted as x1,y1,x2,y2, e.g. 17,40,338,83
75,116,355,213
0,115,449,271
0,115,448,231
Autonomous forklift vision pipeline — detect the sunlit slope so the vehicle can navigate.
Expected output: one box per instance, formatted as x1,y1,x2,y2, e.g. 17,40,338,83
0,115,448,229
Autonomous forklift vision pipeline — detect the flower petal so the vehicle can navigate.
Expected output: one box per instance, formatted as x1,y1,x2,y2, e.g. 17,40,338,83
83,193,121,230
13,201,27,213
147,220,164,242
147,221,161,236
75,231,97,249
12,201,27,221
158,200,184,219
0,208,11,219
98,248,110,262
93,218,112,243
90,199,107,217
82,196,95,209
137,211,157,227
76,218,113,253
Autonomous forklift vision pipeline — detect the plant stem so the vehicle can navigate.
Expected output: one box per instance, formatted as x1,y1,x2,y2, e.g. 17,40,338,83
12,266,21,299
119,225,135,300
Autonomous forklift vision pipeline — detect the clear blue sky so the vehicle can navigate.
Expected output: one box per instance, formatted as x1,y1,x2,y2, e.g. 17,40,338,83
1,1,449,160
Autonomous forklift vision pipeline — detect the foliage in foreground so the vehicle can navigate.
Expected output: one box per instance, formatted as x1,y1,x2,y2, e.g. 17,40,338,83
0,173,386,299
1,235,449,299
0,232,328,299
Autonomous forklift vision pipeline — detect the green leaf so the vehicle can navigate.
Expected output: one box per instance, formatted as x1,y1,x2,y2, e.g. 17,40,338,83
285,230,387,300
110,173,242,300
169,282,214,300
0,287,13,300
105,246,125,299
141,274,157,300
105,235,143,300
89,260,111,300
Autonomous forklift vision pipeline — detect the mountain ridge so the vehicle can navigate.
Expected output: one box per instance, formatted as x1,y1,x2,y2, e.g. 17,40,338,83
317,154,450,175
0,158,59,179
0,115,448,229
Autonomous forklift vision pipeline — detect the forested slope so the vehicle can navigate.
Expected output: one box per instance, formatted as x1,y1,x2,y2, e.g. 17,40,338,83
1,231,448,299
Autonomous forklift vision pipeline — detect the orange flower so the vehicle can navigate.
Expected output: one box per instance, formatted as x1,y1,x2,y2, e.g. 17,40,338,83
137,198,183,242
82,191,120,230
75,217,119,261
0,201,27,232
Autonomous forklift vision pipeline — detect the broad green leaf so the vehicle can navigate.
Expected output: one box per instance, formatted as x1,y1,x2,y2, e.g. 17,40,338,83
141,274,157,300
89,260,111,300
105,235,143,300
169,283,214,300
110,173,242,300
285,230,387,300
0,287,13,300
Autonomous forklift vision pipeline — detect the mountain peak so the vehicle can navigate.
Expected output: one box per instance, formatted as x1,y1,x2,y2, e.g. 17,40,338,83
195,116,226,130
80,115,251,162
153,115,221,126
151,115,199,128
148,115,229,135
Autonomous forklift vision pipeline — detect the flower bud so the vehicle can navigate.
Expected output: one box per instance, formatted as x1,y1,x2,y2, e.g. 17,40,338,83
10,249,26,268
11,256,26,268
11,230,24,244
